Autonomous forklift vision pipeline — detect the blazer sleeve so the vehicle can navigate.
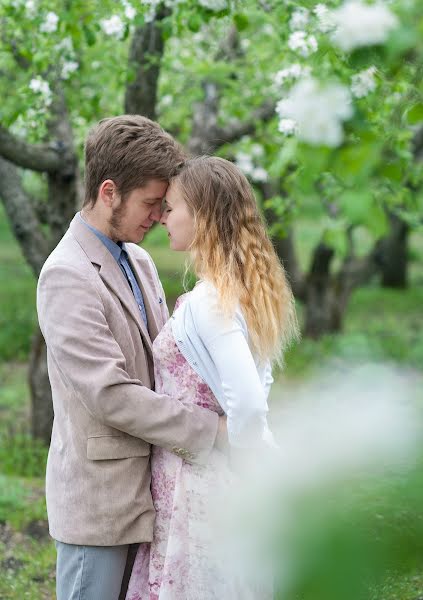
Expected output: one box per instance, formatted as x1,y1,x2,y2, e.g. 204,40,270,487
192,291,271,447
37,263,218,464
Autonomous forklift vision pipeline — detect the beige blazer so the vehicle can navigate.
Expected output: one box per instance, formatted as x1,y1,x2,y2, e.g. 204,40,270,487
37,214,218,546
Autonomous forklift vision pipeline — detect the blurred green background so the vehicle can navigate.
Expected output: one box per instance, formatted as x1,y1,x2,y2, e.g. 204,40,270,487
1,0,422,598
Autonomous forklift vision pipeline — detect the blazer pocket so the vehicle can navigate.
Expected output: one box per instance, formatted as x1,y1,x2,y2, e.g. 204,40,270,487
87,435,150,461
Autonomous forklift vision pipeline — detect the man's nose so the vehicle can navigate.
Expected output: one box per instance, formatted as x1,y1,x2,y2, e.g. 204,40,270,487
150,203,162,222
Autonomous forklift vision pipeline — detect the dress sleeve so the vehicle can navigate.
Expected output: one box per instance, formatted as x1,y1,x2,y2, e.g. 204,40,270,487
193,290,271,448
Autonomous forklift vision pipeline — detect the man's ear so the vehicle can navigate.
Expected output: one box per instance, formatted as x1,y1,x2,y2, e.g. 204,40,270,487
98,179,119,208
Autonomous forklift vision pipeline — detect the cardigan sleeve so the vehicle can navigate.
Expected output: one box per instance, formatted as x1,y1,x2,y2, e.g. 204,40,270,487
192,288,271,447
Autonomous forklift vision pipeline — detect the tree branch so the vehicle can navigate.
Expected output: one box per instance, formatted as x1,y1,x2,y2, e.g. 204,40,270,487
188,24,275,154
124,4,171,119
0,125,62,173
211,101,276,151
0,157,49,276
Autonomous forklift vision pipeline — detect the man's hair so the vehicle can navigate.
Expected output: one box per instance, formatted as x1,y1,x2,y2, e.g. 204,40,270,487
83,115,186,208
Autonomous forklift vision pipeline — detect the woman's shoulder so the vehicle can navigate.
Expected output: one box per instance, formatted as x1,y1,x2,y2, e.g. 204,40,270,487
188,280,219,310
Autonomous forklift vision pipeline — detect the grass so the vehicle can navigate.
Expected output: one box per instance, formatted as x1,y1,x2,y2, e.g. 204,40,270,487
0,206,422,599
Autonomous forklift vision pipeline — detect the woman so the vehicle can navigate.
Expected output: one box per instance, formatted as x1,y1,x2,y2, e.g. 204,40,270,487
126,156,299,600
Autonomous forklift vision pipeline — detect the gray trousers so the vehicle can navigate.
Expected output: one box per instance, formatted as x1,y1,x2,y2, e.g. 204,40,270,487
55,541,138,600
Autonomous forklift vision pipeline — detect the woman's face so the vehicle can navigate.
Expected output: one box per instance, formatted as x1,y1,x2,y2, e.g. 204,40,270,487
160,181,195,251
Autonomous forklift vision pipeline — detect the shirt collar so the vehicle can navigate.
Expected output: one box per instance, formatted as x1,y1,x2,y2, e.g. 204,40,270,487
78,212,126,263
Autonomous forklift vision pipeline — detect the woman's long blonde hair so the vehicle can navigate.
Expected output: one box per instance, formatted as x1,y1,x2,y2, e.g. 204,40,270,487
172,156,299,363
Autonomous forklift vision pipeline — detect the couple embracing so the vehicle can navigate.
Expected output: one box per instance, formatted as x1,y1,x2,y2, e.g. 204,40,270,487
37,115,298,600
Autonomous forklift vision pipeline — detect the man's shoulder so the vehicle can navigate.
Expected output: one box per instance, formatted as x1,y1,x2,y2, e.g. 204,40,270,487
40,231,91,279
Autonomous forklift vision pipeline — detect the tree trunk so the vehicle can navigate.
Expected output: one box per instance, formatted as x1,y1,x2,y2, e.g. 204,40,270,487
303,243,338,338
374,212,409,289
28,326,53,443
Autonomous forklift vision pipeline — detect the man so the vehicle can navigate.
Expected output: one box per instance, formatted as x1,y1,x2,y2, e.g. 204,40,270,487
37,115,227,600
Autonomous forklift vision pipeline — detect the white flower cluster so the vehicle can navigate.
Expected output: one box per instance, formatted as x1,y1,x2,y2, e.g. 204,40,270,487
276,77,353,147
330,0,398,52
54,37,79,80
313,3,334,33
25,0,37,18
198,0,228,11
288,30,318,57
289,7,309,31
235,152,268,183
351,66,377,98
274,63,311,87
40,11,59,33
100,15,125,39
61,61,79,80
122,0,136,20
278,118,297,136
29,77,52,106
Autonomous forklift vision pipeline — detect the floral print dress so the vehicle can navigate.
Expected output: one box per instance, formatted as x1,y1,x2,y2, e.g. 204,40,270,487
126,294,271,600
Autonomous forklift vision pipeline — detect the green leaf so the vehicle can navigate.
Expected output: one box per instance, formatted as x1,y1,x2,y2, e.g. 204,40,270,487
333,140,382,185
323,225,347,257
339,190,373,226
233,13,249,31
187,14,201,32
83,25,96,47
268,139,298,178
406,103,423,125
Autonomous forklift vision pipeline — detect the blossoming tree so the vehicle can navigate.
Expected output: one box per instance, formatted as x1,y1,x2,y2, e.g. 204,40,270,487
0,0,421,439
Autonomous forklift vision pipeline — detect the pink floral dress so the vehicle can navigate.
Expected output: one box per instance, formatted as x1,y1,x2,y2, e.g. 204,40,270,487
126,294,271,600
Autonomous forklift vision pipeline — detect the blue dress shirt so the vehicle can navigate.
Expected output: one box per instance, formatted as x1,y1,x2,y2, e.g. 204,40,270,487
79,213,148,327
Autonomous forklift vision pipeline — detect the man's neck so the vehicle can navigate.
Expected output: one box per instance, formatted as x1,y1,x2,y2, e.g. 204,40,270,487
80,208,111,239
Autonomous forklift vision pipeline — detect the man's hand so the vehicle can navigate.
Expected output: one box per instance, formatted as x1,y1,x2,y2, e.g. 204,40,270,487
214,415,229,453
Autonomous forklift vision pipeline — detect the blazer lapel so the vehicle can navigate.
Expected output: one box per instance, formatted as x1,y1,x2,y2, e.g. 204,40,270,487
125,246,161,342
69,215,153,359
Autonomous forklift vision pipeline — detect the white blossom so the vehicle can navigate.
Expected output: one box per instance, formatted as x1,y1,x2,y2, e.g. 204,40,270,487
330,1,398,52
235,152,254,177
314,3,335,33
159,94,173,107
252,167,268,183
274,63,311,87
251,143,264,158
278,118,297,136
100,15,125,39
61,61,79,80
289,7,309,31
198,0,227,10
124,4,136,20
40,11,59,33
276,77,353,147
55,37,74,54
262,24,274,36
351,66,377,98
25,0,37,19
288,31,318,57
29,77,52,106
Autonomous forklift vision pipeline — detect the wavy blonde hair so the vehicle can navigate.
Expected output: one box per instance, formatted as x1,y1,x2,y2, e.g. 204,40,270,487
172,156,299,363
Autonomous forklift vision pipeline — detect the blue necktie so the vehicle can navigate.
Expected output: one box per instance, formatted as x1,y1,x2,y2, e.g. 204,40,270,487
119,249,148,327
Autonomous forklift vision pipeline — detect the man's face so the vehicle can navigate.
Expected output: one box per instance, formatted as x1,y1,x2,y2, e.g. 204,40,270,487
109,179,168,243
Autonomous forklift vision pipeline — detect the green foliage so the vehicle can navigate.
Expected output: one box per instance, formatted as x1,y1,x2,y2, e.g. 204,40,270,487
0,476,46,530
274,462,423,600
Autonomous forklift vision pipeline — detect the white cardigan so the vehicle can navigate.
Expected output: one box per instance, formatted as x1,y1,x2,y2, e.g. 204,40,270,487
171,281,276,448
